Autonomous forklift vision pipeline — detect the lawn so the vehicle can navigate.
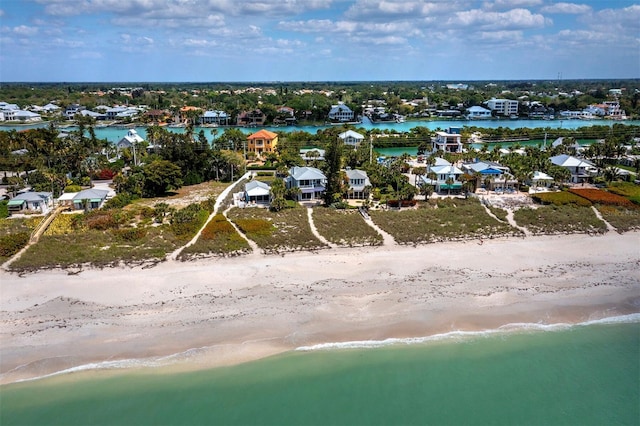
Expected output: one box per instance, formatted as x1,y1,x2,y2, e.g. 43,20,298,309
369,198,521,245
513,205,608,235
227,206,327,254
311,207,383,247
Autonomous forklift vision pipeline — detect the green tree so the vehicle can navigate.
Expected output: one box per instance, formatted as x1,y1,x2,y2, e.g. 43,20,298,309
143,159,183,197
322,136,344,206
269,177,287,211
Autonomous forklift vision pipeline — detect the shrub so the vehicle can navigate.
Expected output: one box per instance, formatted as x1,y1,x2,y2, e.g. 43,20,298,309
44,214,81,235
104,193,133,209
64,185,82,193
531,191,592,207
97,169,117,180
200,214,235,240
170,203,208,236
112,227,147,242
0,201,8,219
84,210,118,230
234,218,274,236
569,188,634,207
0,232,29,257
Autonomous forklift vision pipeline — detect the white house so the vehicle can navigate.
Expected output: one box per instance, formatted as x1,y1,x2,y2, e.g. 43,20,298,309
58,188,110,211
244,180,271,205
338,130,365,148
466,105,492,119
549,154,597,183
462,160,516,190
300,148,325,163
328,102,354,122
286,166,327,201
420,158,464,193
200,110,229,125
432,127,463,153
116,129,145,150
345,169,371,199
7,191,53,214
485,98,518,116
3,110,42,122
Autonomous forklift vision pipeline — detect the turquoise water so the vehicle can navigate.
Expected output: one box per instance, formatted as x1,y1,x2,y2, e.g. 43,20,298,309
1,319,638,426
3,119,639,143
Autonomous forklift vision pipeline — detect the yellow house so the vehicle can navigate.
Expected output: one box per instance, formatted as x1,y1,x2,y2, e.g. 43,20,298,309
247,129,278,155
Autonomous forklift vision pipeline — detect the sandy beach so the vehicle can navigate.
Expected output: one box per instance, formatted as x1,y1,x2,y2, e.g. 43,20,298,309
1,232,639,384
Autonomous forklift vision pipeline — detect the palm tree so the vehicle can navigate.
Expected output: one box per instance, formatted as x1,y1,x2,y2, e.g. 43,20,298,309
445,176,454,196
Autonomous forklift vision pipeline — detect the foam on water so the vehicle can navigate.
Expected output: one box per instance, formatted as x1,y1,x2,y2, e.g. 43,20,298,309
295,313,640,351
4,314,638,384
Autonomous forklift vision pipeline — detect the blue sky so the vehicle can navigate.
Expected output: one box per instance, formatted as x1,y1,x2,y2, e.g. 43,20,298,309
1,0,638,82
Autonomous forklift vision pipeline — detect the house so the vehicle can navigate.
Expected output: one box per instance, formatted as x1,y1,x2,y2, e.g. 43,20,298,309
200,110,229,125
116,129,144,150
462,160,516,190
345,169,371,199
247,129,278,155
286,166,327,201
237,109,266,126
485,98,518,116
528,171,554,191
59,188,110,211
338,130,365,148
7,191,53,214
549,154,597,183
328,102,354,122
432,127,463,153
466,106,492,119
4,110,42,122
178,106,202,123
420,158,464,193
80,110,107,120
244,180,271,205
275,106,296,125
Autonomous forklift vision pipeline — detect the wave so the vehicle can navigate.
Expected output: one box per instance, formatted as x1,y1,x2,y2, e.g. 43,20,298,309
295,313,640,352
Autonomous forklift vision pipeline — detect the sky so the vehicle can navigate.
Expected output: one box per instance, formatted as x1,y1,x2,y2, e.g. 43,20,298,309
0,0,639,82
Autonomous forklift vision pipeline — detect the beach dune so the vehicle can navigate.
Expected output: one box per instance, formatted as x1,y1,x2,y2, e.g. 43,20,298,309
1,232,639,384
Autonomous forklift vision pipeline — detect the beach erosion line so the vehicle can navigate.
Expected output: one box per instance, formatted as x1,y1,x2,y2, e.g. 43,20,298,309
3,313,639,385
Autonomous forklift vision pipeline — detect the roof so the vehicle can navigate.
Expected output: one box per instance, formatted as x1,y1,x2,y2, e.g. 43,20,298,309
203,110,228,118
73,188,110,201
248,129,277,140
289,166,326,181
245,180,271,197
433,157,451,166
550,154,594,168
338,130,364,140
532,171,553,181
430,165,463,175
345,169,368,180
57,192,77,201
467,106,491,112
12,191,52,202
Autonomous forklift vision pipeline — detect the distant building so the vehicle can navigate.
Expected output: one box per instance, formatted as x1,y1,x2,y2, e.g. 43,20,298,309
117,129,144,150
485,98,518,116
237,109,266,126
432,127,463,153
338,130,365,148
466,106,492,119
328,102,354,122
200,110,229,125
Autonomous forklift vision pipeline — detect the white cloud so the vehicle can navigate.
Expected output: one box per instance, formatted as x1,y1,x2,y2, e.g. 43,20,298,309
540,2,591,14
183,38,217,47
485,0,543,10
477,30,523,43
452,8,546,29
70,50,103,59
2,25,39,36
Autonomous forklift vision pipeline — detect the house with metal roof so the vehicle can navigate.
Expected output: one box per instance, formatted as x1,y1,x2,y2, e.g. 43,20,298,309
286,166,327,201
338,130,365,148
57,188,110,211
466,105,492,119
345,169,371,199
549,154,597,183
200,110,229,125
7,191,53,214
116,129,145,150
419,158,464,193
244,180,271,205
328,102,354,122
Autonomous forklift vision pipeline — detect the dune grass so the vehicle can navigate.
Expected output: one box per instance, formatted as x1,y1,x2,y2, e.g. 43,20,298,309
369,198,521,245
179,214,251,259
513,205,607,235
596,205,640,233
312,207,383,247
228,206,327,254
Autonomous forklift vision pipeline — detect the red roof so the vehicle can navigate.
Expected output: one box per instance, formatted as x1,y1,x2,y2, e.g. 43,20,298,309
248,129,277,140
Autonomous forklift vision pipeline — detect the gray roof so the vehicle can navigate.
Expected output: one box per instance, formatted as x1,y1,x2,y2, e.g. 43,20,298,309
289,166,326,181
245,180,270,197
550,154,594,168
12,191,52,202
73,188,109,201
345,169,368,180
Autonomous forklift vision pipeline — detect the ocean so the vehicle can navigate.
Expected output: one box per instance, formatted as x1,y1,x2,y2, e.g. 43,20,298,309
1,318,638,426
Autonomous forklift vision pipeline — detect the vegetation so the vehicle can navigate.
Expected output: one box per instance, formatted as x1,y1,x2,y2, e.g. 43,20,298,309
487,205,508,222
370,198,520,244
607,182,640,205
228,206,327,254
596,205,640,233
312,207,383,247
0,217,39,262
569,188,635,207
179,214,251,259
531,191,592,207
513,205,607,235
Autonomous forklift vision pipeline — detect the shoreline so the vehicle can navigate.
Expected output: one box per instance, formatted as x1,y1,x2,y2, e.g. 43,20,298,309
1,232,639,385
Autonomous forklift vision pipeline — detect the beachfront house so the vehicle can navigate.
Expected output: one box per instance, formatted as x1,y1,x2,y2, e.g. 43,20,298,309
420,158,464,193
58,188,110,211
466,106,492,119
462,160,517,191
328,102,354,123
344,169,371,199
286,166,327,201
432,127,463,153
247,129,278,155
300,148,325,164
338,130,365,148
549,154,597,184
244,180,271,205
7,191,53,215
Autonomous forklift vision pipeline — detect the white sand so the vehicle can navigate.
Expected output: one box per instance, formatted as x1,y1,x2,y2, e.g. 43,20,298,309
1,232,639,384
